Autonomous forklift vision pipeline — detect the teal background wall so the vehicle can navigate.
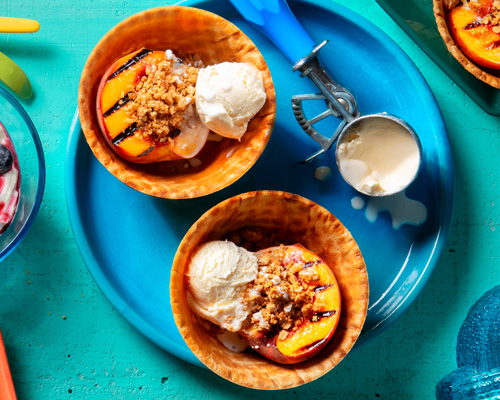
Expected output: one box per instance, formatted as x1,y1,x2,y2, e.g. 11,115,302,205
0,0,499,398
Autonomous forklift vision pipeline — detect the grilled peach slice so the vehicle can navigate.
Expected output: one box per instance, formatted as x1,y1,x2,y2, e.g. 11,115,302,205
96,48,209,163
447,0,500,70
241,244,341,364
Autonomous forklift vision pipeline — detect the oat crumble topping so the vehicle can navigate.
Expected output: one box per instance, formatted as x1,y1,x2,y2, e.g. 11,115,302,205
126,52,203,142
483,10,500,33
240,244,322,340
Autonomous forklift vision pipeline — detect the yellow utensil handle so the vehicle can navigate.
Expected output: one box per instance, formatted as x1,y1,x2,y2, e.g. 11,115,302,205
0,17,40,33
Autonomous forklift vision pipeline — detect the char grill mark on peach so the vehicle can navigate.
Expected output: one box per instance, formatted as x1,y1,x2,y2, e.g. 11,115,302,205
107,48,152,81
137,146,154,157
303,261,318,269
112,122,138,145
314,284,333,293
103,93,131,117
310,310,336,323
463,20,482,30
488,40,500,49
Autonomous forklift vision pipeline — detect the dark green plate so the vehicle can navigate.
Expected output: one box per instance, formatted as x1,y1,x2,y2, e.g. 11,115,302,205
376,0,499,116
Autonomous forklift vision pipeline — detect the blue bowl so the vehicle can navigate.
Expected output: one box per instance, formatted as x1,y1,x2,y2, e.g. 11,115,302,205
0,86,45,261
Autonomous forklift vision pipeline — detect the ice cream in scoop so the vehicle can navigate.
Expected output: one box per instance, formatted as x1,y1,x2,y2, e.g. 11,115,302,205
336,117,421,196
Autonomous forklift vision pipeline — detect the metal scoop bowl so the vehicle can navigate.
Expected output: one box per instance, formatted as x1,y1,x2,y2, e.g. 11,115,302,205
335,114,422,197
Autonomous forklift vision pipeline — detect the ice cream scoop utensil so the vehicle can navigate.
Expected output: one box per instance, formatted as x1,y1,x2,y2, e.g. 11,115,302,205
291,40,359,161
229,0,422,192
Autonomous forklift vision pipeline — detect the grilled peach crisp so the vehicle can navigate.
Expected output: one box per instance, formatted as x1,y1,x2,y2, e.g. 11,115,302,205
96,48,209,163
240,244,341,364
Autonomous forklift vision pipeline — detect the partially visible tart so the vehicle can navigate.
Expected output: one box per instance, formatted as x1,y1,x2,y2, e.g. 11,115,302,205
434,0,500,88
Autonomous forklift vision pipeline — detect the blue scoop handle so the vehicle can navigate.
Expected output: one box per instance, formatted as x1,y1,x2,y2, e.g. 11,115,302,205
229,0,315,64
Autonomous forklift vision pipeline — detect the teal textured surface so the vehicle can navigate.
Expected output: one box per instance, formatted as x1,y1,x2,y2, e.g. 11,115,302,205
0,0,499,398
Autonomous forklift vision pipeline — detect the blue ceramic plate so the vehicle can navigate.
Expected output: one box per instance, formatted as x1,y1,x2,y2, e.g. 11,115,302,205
65,0,454,366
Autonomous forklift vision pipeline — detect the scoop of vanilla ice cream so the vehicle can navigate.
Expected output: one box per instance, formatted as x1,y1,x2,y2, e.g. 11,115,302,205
186,240,258,331
195,62,266,140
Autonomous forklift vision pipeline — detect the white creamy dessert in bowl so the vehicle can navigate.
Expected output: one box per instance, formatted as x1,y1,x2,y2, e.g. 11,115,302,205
0,122,21,234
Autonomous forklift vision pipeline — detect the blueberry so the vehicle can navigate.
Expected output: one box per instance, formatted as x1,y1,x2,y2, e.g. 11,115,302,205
0,144,13,174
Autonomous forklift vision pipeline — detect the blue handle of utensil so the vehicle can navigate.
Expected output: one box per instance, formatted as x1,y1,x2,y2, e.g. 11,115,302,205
229,0,315,64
